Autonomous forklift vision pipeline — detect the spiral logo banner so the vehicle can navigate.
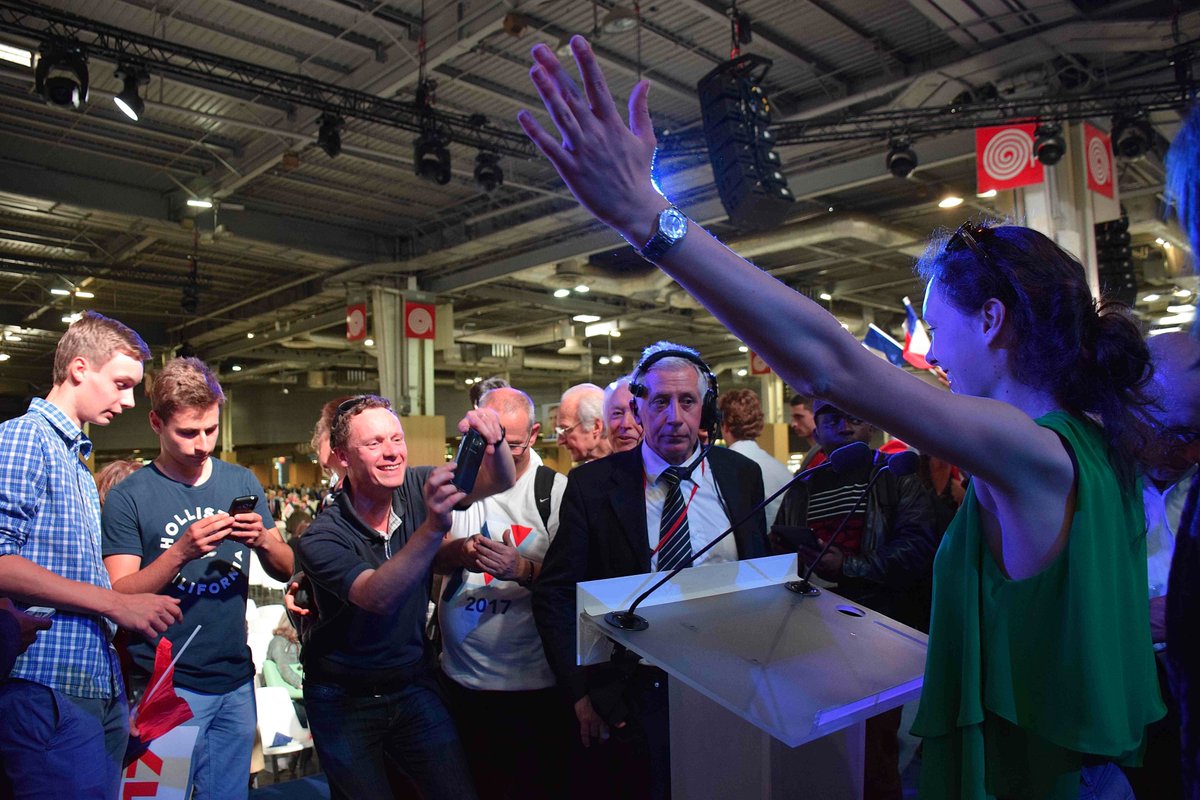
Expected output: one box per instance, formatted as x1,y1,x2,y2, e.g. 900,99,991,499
975,123,1044,193
1084,122,1114,199
404,301,437,339
345,303,368,341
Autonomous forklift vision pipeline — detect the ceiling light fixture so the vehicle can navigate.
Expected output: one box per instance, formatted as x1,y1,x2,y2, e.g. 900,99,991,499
231,364,243,372
736,368,748,377
738,345,748,353
186,198,213,209
885,138,917,179
819,291,833,301
73,289,94,299
977,189,998,198
49,287,70,296
573,314,601,323
574,284,590,293
246,332,255,339
113,63,148,121
553,288,570,298
1111,110,1154,161
1033,123,1065,165
600,5,639,34
317,113,344,158
1174,288,1192,298
35,40,89,110
599,355,611,365
473,152,503,192
0,353,10,362
938,195,964,209
363,338,375,347
611,354,624,364
61,312,82,324
0,42,33,68
1142,294,1161,303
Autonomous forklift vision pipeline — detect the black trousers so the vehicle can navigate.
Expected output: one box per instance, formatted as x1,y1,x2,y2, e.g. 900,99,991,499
439,672,574,800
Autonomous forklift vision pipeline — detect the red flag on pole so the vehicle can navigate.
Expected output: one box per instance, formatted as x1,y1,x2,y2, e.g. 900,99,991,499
134,637,194,743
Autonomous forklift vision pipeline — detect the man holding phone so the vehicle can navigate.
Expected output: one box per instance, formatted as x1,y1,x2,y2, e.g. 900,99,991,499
297,394,512,800
102,357,291,799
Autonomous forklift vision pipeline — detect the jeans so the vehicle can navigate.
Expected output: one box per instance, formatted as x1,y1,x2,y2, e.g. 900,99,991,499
176,681,256,800
305,675,478,800
1079,762,1136,800
0,679,119,800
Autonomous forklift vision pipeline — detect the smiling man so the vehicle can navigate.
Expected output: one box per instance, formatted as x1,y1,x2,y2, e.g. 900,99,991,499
102,357,291,800
534,341,768,800
297,394,513,800
603,375,643,454
0,312,182,799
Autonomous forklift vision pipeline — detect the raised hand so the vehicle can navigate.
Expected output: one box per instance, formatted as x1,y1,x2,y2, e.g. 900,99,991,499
518,37,668,246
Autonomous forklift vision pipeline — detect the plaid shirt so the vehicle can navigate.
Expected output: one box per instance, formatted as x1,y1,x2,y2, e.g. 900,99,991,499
0,397,120,698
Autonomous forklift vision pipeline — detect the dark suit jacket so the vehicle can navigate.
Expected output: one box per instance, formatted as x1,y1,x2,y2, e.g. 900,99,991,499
533,444,769,700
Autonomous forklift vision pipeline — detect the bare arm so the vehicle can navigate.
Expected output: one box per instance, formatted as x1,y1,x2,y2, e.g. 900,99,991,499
0,554,181,637
106,513,234,594
347,465,464,615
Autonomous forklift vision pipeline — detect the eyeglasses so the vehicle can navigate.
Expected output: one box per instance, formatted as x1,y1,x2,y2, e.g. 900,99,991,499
334,394,390,426
946,221,1000,271
553,421,580,438
1158,425,1200,449
506,441,531,456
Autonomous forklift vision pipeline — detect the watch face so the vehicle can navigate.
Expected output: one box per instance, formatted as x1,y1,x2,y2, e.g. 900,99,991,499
660,209,688,240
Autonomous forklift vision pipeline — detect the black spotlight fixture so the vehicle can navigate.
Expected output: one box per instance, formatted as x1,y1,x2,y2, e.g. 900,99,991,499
1111,111,1154,161
414,128,452,185
886,138,918,179
113,64,148,121
35,41,89,110
317,113,344,158
474,152,503,192
1033,123,1065,166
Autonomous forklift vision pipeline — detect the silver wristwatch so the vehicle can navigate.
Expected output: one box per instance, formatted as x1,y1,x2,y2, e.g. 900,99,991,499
640,207,688,261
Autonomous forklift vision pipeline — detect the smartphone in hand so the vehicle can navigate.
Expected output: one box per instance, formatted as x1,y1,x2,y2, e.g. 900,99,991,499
452,430,487,494
228,495,258,515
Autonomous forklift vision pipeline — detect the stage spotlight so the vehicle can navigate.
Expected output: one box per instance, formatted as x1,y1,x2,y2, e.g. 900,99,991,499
113,64,148,121
317,114,343,158
35,41,88,110
1111,111,1153,161
181,283,200,314
886,138,917,178
1033,123,1065,165
474,152,503,192
414,130,451,185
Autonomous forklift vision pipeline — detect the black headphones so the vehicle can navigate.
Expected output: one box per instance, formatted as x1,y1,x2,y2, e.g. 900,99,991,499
628,349,721,434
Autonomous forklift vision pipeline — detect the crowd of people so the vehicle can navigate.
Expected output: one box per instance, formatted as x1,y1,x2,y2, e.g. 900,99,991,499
0,33,1195,800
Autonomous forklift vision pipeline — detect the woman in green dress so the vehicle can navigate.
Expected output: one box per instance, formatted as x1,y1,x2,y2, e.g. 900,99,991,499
517,36,1165,799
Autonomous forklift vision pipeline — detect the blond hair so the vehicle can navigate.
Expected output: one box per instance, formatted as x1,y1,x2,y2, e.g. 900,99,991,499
52,311,150,385
150,357,224,421
94,459,142,507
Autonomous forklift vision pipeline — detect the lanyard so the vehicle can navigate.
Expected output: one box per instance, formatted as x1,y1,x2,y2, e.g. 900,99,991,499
646,461,704,557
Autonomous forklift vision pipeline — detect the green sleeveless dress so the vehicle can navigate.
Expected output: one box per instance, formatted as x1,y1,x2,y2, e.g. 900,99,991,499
911,412,1165,799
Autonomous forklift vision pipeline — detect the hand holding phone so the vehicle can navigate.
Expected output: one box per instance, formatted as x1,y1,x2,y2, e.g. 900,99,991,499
228,495,258,515
771,524,820,551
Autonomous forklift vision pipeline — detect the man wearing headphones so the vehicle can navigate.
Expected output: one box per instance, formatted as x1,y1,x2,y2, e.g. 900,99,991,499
533,341,770,800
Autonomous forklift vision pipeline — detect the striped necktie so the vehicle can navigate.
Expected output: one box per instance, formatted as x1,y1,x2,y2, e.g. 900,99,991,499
657,466,693,572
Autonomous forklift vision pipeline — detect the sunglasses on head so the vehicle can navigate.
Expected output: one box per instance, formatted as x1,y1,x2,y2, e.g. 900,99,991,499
334,394,390,426
946,221,998,269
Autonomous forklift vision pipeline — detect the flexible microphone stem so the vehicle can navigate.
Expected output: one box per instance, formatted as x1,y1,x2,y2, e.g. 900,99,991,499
785,467,886,596
604,442,870,631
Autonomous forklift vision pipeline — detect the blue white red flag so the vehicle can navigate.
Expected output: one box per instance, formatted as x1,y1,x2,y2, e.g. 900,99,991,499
902,296,932,370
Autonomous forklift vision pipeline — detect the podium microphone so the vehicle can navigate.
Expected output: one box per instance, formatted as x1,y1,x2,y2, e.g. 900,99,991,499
604,441,873,632
785,449,921,596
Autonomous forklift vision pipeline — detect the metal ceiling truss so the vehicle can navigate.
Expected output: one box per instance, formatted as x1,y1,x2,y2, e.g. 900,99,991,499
0,0,539,159
0,253,210,290
659,70,1198,155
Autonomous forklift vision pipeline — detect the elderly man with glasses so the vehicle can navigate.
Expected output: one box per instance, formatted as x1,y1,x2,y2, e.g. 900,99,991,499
555,382,612,464
296,394,513,800
434,386,570,800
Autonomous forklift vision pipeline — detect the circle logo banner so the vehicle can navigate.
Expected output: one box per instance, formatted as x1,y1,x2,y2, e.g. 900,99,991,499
975,123,1045,193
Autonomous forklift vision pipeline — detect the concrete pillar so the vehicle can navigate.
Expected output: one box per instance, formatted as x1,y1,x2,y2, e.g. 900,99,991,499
219,391,236,463
371,286,437,416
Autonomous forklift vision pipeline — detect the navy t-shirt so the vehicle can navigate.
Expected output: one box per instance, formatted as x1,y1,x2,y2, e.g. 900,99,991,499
297,466,434,686
102,460,274,694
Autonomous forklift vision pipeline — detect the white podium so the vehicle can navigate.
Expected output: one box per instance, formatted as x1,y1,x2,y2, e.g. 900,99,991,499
576,554,927,800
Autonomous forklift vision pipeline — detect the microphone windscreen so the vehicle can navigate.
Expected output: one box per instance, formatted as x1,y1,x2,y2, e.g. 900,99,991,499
828,441,872,473
887,449,921,477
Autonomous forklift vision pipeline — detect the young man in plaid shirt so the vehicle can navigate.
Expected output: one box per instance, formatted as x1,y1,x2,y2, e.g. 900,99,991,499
0,312,182,799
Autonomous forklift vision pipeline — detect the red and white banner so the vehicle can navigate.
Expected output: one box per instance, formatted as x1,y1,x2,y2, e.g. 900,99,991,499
404,301,436,340
345,303,368,342
121,726,198,800
749,351,772,376
1083,123,1114,199
976,123,1044,193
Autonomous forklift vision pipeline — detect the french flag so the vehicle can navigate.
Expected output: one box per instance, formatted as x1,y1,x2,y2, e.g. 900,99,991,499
862,324,906,367
902,297,932,371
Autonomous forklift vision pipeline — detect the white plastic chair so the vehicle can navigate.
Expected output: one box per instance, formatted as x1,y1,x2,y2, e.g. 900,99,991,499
255,685,312,779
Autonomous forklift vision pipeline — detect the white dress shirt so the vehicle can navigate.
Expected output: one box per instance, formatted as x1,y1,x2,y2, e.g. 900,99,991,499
642,443,737,570
728,439,794,528
1144,465,1196,599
